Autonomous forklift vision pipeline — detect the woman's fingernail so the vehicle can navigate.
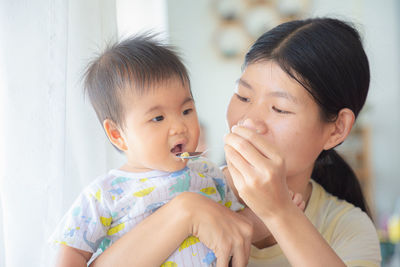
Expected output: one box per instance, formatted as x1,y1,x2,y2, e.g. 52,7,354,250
231,125,237,132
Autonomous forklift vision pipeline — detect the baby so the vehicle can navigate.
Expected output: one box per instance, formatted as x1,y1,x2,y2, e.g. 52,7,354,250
49,34,243,266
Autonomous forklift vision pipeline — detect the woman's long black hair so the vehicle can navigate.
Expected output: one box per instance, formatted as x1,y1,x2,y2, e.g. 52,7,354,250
244,17,371,216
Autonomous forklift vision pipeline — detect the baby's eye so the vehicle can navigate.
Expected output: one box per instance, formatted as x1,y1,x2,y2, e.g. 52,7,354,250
183,109,193,115
272,106,290,114
235,93,250,102
152,115,164,122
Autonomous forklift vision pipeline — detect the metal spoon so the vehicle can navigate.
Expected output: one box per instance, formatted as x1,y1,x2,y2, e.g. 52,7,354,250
176,150,208,159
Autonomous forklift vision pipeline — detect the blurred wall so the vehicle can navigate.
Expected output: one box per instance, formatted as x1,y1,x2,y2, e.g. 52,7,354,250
167,0,400,221
363,0,400,221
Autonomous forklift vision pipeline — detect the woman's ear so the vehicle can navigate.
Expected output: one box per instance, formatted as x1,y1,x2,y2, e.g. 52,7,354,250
323,108,355,150
103,119,128,151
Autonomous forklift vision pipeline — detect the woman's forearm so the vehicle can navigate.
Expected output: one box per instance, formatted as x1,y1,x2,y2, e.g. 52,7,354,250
264,203,345,267
90,193,191,267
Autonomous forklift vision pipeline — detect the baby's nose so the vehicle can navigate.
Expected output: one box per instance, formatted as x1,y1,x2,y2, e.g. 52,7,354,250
169,120,187,135
239,118,267,134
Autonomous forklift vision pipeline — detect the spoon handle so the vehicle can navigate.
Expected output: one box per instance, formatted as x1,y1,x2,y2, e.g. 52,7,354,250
176,150,208,159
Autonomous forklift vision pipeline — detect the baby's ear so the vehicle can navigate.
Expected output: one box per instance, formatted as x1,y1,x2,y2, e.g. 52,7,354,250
103,119,127,151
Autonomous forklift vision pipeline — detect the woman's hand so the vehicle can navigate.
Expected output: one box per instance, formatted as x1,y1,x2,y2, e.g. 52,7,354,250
224,120,292,219
224,120,346,266
223,165,273,243
182,192,254,267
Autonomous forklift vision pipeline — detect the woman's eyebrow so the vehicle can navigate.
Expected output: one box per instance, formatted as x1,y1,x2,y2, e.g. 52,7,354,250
236,78,252,89
237,78,299,103
268,91,299,104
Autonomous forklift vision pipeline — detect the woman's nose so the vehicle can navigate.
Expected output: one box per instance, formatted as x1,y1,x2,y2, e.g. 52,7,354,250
238,118,268,134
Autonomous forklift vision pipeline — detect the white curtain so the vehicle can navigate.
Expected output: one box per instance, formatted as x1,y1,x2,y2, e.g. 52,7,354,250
0,1,124,266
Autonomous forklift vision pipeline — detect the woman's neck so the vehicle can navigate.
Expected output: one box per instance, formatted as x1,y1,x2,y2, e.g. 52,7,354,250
287,168,314,206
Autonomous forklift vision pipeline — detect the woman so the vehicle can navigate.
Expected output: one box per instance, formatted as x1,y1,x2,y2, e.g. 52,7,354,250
90,17,381,267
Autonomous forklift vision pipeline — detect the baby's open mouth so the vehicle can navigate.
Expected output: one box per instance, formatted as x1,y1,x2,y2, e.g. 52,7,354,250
171,144,184,154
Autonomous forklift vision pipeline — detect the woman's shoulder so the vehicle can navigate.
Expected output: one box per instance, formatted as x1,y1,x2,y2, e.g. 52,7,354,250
307,179,378,239
308,180,381,265
309,179,371,225
308,180,357,214
327,202,381,265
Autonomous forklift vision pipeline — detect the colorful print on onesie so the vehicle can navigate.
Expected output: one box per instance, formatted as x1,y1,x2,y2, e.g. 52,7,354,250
49,157,243,266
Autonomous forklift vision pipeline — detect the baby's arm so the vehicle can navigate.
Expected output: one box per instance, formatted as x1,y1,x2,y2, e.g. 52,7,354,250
55,245,92,267
50,183,111,266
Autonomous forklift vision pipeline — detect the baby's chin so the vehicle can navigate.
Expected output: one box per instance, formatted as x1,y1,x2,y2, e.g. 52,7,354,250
156,158,189,173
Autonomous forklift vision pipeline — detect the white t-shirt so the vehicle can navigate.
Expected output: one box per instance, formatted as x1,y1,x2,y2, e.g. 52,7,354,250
248,179,381,267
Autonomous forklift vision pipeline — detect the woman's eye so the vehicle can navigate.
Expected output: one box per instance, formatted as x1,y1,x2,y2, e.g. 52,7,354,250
152,115,164,122
235,93,250,103
183,108,193,115
272,106,290,114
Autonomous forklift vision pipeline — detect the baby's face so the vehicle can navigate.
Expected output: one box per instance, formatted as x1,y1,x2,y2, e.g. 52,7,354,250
120,78,200,172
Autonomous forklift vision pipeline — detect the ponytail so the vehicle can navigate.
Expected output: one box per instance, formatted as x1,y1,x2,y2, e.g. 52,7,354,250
311,149,371,217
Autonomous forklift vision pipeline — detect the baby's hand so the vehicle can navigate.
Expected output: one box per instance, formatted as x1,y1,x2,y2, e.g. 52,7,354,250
289,190,306,211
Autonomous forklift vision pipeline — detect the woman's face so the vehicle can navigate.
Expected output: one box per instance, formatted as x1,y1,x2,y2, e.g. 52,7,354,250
226,61,333,182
